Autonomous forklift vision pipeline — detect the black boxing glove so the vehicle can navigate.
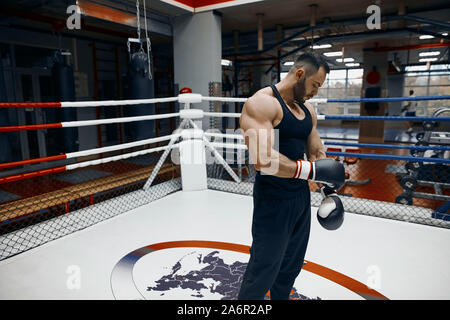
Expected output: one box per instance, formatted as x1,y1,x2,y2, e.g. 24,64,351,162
317,186,344,231
294,158,346,191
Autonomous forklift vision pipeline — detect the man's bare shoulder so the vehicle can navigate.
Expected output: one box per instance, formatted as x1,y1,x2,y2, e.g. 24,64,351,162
243,88,279,119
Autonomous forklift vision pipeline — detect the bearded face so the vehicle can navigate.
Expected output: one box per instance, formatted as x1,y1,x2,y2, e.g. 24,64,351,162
293,66,326,103
293,76,307,104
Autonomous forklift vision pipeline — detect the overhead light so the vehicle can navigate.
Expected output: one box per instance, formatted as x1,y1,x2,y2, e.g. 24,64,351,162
419,58,438,62
221,59,232,66
324,51,342,57
311,44,332,49
346,63,360,67
405,65,427,72
419,35,434,39
283,61,294,66
441,32,448,36
419,51,440,57
336,58,354,62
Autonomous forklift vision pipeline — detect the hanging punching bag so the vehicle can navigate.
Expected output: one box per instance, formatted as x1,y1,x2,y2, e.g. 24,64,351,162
52,51,78,153
123,51,154,142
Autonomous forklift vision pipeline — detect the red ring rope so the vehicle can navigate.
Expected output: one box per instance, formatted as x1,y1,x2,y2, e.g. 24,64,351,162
0,102,61,108
0,123,63,132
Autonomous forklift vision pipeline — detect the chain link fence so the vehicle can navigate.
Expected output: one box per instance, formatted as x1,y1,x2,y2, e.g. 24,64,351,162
0,99,448,261
204,136,450,230
204,94,449,229
0,147,181,261
207,96,450,228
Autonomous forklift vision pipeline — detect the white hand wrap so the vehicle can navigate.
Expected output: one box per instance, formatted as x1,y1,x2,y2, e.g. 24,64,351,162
294,160,315,180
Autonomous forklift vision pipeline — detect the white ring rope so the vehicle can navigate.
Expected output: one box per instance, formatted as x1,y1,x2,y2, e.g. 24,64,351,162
8,92,448,182
203,111,241,118
210,142,248,150
202,97,248,103
66,143,178,171
62,112,180,128
202,96,326,104
204,132,244,140
61,97,179,107
8,93,449,110
67,133,181,159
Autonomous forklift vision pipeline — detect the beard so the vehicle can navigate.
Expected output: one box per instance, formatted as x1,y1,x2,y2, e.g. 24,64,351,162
293,77,307,104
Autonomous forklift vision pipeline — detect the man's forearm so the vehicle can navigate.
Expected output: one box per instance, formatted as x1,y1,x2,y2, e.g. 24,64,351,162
257,149,297,178
257,149,346,190
257,148,327,179
308,149,327,162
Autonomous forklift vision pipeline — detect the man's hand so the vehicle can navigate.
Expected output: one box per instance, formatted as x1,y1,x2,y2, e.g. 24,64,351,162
294,158,346,191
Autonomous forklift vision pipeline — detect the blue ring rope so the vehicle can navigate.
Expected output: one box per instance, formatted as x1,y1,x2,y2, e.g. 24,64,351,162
326,95,450,103
323,115,450,121
325,151,450,164
324,141,450,151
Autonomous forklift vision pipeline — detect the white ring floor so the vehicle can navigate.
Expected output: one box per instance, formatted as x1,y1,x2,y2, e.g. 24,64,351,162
0,189,449,300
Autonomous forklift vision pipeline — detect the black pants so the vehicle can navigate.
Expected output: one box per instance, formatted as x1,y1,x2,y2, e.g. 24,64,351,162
238,190,311,300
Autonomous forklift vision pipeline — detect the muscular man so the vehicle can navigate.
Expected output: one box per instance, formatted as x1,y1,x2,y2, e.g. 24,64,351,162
237,53,344,300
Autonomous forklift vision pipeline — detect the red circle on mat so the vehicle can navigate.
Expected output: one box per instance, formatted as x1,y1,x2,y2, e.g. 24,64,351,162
111,240,388,300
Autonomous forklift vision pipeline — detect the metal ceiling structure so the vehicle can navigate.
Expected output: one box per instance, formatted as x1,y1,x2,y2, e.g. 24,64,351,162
0,0,449,70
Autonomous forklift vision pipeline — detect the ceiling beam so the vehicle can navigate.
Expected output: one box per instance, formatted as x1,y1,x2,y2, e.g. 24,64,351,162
223,9,450,58
371,42,450,52
404,14,450,30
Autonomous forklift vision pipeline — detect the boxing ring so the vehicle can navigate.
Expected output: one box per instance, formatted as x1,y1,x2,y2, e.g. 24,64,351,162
0,93,449,300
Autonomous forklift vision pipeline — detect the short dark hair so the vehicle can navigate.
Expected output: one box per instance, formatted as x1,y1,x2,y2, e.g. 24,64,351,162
409,89,414,95
291,52,330,76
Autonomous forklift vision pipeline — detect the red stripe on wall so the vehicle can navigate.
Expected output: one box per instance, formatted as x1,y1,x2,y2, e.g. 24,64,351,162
77,0,136,26
193,0,235,7
172,0,236,8
172,0,196,7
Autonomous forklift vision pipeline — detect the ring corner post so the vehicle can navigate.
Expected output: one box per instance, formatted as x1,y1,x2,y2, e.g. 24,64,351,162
179,129,208,192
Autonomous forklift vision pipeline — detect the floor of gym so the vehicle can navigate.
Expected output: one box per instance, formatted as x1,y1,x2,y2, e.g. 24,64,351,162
0,189,449,300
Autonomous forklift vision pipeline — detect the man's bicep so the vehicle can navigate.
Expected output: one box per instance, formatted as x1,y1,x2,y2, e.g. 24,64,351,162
240,111,272,134
241,110,274,153
240,101,275,144
240,102,275,167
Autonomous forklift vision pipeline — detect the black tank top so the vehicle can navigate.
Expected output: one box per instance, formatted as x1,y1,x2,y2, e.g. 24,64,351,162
253,84,313,199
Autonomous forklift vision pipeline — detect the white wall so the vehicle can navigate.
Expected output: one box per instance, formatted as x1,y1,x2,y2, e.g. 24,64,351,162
173,12,222,128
